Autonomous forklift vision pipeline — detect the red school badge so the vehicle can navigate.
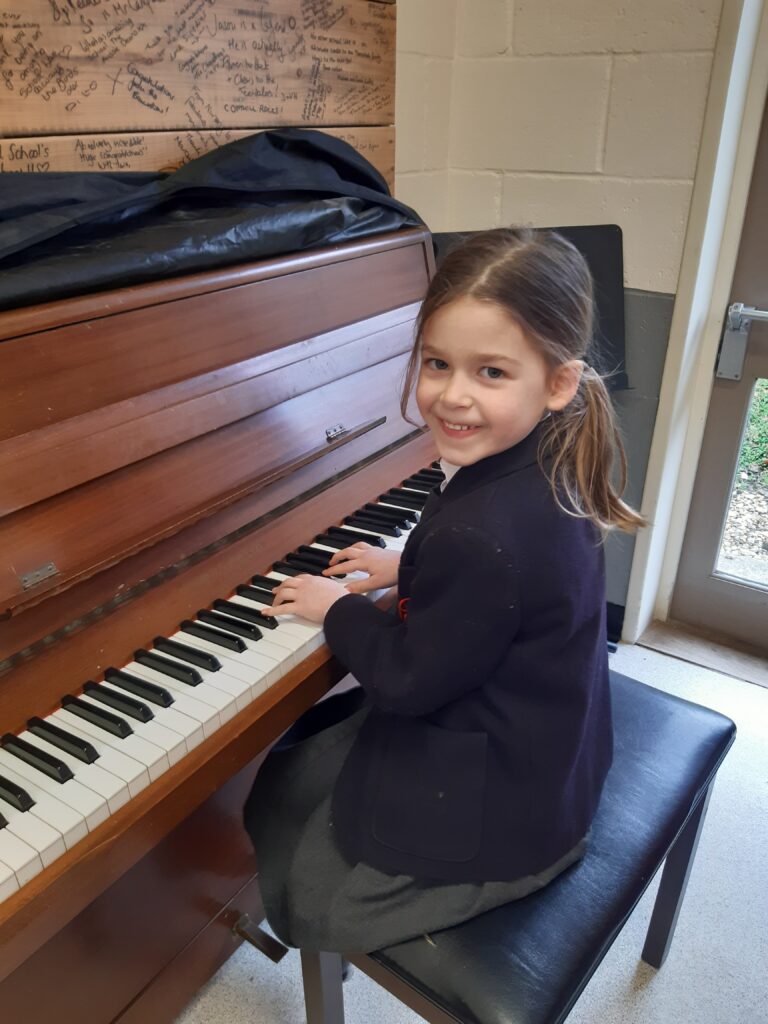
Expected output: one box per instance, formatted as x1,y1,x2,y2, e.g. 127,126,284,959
397,597,410,622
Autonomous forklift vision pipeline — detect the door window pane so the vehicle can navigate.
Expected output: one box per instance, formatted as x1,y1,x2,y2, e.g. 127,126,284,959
716,378,768,587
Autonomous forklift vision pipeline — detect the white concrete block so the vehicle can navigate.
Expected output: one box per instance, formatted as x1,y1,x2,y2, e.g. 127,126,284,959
605,53,713,179
500,174,693,292
457,0,510,56
395,53,426,172
395,171,451,230
447,170,503,229
397,0,457,57
450,57,610,172
514,0,722,54
423,59,453,169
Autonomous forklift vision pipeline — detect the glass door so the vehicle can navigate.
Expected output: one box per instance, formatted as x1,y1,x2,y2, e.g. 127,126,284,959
670,100,768,652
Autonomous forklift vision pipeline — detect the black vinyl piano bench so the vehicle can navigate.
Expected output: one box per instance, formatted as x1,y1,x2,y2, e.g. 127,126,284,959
300,671,736,1024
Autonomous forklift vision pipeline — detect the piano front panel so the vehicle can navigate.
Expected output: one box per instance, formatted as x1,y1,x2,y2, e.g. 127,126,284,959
1,337,415,612
0,236,431,440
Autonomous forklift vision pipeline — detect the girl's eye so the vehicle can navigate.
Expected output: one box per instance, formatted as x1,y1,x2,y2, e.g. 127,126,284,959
426,358,449,370
480,366,505,380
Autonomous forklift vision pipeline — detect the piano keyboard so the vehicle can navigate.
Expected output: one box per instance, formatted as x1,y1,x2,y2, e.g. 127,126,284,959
0,467,444,905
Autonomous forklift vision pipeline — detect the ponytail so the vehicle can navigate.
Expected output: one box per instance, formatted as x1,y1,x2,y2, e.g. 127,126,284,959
539,367,647,534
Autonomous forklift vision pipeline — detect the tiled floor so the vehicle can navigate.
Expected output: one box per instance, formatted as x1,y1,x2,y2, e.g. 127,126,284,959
174,642,768,1024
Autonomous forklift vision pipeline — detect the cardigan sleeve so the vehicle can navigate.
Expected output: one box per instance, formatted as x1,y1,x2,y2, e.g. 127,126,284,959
323,522,520,716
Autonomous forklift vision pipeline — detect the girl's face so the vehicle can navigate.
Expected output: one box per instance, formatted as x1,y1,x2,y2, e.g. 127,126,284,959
415,296,581,467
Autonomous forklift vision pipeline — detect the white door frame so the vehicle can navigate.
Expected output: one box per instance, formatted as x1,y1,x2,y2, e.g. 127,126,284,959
623,0,768,643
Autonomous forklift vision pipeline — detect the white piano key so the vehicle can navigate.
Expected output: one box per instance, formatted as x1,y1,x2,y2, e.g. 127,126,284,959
76,693,187,768
145,647,246,716
0,794,65,867
98,682,205,753
0,749,109,832
53,709,168,783
121,662,223,736
16,730,130,816
0,760,87,849
168,630,281,693
0,858,19,904
0,826,43,887
47,711,150,798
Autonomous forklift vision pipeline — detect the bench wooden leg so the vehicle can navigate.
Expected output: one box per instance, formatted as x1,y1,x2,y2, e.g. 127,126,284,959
642,781,714,968
301,951,345,1024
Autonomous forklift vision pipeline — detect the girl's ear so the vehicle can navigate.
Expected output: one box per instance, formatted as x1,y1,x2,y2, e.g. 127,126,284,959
546,360,584,411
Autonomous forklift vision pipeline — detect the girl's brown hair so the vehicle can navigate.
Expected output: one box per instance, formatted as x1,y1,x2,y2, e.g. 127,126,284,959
401,227,646,533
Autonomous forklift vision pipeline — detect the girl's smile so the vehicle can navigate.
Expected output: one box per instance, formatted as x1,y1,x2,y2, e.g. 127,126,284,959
415,296,581,467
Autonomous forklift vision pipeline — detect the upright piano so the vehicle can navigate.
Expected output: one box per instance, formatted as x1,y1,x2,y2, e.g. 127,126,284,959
0,227,436,1023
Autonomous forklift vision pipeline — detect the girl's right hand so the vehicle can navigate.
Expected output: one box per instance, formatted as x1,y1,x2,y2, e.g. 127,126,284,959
322,543,402,594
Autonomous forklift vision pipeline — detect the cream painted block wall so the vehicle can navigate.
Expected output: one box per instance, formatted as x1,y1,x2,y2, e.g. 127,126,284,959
395,0,724,293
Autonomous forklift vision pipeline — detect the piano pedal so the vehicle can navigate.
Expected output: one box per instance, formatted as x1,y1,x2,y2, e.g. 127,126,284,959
232,913,290,963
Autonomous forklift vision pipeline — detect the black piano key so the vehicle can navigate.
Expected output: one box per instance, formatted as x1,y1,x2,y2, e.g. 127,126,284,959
0,811,7,829
135,649,203,686
378,492,424,512
198,609,262,641
327,526,385,548
281,554,345,579
153,637,220,673
276,557,323,577
0,773,34,812
240,584,274,604
388,487,428,508
285,548,328,569
250,574,282,593
61,695,133,739
84,681,154,723
409,469,443,483
236,584,278,607
181,619,246,653
314,533,351,550
402,477,434,492
28,717,99,764
104,668,175,708
214,598,278,630
344,513,401,537
1,733,74,784
361,504,416,528
267,562,303,576
296,546,333,567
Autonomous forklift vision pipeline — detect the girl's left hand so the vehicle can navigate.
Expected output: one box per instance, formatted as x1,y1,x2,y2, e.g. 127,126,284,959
263,574,349,624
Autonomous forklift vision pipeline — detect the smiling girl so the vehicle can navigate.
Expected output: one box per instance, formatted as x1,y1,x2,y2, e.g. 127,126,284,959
243,227,645,954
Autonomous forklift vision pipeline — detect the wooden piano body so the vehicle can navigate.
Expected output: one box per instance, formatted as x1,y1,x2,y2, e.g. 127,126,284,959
0,227,435,1023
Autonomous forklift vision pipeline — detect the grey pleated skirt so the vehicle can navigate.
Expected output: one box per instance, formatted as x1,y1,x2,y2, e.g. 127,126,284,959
243,687,587,953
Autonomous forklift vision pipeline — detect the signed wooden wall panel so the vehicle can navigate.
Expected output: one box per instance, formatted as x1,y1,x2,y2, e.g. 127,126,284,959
0,0,396,179
0,126,395,185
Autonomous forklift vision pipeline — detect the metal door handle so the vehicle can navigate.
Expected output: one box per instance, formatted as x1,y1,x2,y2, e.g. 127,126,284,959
727,302,768,329
716,301,768,380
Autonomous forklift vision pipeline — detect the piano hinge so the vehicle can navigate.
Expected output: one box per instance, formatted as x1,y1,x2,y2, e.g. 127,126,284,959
20,562,59,590
325,423,348,442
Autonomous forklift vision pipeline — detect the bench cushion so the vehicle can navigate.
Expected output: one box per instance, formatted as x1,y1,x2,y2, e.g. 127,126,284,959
369,671,736,1024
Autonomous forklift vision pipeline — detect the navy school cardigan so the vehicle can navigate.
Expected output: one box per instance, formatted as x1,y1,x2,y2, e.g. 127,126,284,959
324,424,613,882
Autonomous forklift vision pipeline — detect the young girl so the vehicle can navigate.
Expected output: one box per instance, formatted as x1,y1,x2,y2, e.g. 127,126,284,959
243,227,645,954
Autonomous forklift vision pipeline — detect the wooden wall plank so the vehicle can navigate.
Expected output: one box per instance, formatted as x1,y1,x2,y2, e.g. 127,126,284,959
0,0,394,134
0,126,394,186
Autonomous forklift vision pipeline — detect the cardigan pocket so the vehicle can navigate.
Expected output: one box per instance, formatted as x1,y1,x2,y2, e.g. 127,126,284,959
371,719,487,863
